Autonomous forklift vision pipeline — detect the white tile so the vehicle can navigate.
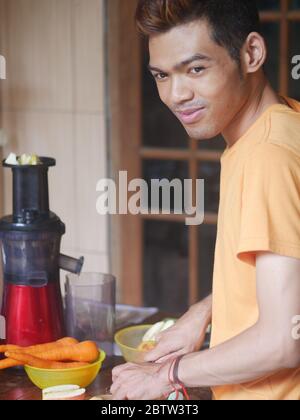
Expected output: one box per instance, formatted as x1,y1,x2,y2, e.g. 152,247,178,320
81,253,110,274
73,0,105,113
74,113,108,255
3,0,73,112
0,0,7,52
0,0,8,108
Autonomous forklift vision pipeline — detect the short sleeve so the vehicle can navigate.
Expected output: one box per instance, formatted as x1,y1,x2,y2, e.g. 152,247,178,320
237,143,300,266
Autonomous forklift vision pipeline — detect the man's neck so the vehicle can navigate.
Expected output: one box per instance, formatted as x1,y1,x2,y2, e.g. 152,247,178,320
222,79,284,148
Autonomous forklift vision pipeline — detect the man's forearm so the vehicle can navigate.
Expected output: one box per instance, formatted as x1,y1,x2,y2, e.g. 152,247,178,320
175,322,284,388
190,294,212,326
174,254,300,389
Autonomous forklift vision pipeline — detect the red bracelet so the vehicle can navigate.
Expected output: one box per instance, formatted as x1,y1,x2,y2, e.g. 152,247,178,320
173,355,185,386
165,356,190,401
173,355,190,400
168,358,181,400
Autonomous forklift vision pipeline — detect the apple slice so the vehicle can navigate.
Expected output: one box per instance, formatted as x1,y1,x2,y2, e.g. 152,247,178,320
142,320,176,343
142,322,164,343
42,385,86,401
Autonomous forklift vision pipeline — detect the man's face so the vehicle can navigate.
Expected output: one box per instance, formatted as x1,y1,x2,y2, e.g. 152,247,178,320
149,20,249,140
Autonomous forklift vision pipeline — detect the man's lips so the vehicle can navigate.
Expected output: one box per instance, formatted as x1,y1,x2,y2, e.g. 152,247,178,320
175,107,206,124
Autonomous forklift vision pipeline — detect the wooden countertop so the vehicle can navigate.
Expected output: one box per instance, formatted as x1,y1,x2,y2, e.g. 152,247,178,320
0,356,212,400
0,356,119,401
0,312,212,400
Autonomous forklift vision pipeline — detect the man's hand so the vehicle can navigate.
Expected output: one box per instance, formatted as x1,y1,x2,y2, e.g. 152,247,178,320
110,362,172,400
144,295,212,363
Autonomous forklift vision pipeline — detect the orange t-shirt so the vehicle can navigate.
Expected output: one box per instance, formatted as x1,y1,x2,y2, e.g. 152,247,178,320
211,97,300,400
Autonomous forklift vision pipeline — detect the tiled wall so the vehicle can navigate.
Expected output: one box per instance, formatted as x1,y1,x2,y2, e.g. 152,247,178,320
0,0,110,288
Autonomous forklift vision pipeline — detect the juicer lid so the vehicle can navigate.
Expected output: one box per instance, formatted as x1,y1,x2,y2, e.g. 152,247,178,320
1,156,62,229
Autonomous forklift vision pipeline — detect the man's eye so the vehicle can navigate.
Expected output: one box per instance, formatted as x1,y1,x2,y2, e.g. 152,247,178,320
191,67,205,74
154,73,168,81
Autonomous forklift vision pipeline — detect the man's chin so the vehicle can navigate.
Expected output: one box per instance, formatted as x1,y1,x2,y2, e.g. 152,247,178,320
185,127,218,141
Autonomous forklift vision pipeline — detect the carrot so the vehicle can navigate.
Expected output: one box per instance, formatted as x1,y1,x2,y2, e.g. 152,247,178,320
0,358,21,370
56,337,79,346
0,337,79,355
15,337,79,355
11,341,99,363
0,345,20,353
5,352,88,370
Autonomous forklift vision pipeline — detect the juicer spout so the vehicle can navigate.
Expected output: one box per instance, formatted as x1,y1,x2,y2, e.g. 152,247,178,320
59,254,84,275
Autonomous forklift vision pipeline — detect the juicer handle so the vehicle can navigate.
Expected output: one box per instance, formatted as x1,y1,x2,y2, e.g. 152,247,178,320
59,254,84,275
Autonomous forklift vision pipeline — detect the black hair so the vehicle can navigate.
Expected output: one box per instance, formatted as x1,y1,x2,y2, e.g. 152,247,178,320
136,0,261,65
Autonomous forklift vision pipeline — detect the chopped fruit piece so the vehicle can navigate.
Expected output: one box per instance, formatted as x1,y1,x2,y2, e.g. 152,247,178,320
19,153,41,165
5,153,18,165
137,341,157,352
142,319,176,343
5,153,41,166
42,385,86,401
30,154,40,165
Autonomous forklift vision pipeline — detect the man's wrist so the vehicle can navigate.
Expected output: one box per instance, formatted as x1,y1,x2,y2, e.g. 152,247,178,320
164,355,192,399
175,352,204,389
157,360,178,396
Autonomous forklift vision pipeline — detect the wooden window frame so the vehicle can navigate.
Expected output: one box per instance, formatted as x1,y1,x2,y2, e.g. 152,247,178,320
261,0,300,95
107,0,299,306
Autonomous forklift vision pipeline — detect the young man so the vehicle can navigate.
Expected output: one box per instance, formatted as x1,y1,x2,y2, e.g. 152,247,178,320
111,0,300,400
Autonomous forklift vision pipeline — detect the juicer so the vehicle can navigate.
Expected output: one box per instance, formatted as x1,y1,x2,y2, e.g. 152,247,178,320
0,157,84,346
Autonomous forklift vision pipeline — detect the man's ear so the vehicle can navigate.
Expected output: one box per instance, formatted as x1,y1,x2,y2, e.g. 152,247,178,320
241,32,267,74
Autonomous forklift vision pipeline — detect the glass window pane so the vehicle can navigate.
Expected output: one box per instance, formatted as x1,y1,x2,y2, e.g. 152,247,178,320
143,160,188,213
289,0,300,9
261,23,280,90
258,0,280,11
142,48,188,149
198,224,217,300
198,162,221,214
289,22,300,100
198,135,226,151
144,221,189,313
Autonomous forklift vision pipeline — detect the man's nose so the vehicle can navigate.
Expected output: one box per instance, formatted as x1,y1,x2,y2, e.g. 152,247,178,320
170,76,194,105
